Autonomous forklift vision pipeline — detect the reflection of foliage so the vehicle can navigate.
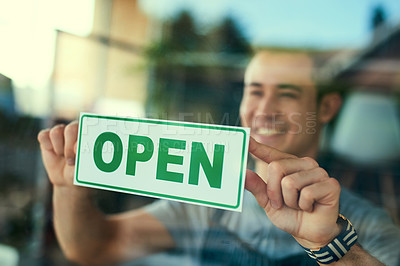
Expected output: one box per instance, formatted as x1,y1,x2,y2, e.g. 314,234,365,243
145,11,250,59
0,112,42,249
145,41,172,64
371,5,387,31
204,17,250,54
0,112,41,145
170,11,201,52
144,11,200,63
145,11,250,124
0,178,34,248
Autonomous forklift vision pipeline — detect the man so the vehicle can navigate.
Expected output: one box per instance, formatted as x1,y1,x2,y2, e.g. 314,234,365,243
38,50,400,265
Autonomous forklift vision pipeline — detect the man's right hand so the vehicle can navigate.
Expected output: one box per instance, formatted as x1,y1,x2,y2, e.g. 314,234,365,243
37,121,79,187
37,120,175,265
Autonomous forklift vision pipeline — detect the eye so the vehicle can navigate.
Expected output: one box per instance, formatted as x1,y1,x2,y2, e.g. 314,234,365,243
279,92,299,99
249,90,263,97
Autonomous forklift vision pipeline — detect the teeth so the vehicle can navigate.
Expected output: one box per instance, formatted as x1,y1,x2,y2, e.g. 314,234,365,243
256,128,282,136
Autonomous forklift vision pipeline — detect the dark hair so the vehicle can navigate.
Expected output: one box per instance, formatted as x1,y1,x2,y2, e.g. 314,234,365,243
315,79,349,104
249,48,349,104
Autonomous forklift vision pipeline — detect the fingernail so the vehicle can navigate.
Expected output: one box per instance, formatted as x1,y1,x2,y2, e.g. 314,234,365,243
67,158,75,166
271,200,279,209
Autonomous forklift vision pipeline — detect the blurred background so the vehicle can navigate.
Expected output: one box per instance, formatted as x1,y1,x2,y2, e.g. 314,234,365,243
0,0,399,265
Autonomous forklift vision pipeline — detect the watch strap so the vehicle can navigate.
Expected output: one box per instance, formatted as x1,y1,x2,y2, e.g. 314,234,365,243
301,214,358,264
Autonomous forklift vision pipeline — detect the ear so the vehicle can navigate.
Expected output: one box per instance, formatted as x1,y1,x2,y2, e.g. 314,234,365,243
318,93,342,124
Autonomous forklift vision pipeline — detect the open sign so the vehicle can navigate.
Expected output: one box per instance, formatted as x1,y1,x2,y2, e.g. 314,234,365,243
74,113,250,212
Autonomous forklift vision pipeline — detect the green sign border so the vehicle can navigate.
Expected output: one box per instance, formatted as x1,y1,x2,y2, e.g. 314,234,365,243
75,114,248,210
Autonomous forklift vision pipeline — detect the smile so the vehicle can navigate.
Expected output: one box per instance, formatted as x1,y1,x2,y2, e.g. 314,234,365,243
255,127,285,136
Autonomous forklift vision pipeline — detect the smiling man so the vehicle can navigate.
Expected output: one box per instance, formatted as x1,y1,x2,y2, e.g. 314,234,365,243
241,52,325,157
38,50,400,265
243,51,346,158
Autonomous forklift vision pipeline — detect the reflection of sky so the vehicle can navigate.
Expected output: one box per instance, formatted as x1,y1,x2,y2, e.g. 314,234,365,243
139,0,400,49
0,0,94,116
1,0,399,116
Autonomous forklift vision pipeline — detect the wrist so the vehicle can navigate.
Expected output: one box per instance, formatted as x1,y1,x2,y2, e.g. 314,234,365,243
299,215,358,264
295,222,342,250
294,223,342,249
53,184,93,200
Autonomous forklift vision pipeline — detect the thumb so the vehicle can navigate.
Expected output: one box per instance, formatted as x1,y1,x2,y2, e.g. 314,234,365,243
245,169,269,208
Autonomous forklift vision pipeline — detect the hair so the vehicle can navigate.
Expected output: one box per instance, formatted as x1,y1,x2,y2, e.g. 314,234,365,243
247,47,350,133
249,47,349,104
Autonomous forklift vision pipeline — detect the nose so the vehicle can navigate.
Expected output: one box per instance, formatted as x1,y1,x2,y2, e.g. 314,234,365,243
252,90,279,129
255,90,278,118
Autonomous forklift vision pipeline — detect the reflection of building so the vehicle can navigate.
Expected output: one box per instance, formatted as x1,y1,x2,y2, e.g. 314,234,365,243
0,2,155,260
146,52,248,125
53,1,252,125
329,22,400,163
0,74,15,117
331,24,400,93
323,23,400,224
52,0,153,120
145,12,251,126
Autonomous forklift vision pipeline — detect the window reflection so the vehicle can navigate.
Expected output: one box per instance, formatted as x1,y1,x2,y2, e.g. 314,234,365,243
0,0,399,264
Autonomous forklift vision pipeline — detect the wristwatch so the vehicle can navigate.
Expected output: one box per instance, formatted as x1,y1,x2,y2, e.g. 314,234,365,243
300,214,358,264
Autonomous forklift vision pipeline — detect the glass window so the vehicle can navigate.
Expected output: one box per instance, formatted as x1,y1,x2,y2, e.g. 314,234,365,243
1,0,399,265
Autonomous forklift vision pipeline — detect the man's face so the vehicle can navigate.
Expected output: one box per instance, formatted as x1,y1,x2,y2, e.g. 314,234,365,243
240,51,321,158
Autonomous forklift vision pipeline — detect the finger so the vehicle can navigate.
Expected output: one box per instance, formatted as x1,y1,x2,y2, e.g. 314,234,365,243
64,121,79,165
38,129,54,151
249,137,296,163
49,124,66,156
267,157,319,209
245,169,269,208
298,178,340,213
281,167,329,209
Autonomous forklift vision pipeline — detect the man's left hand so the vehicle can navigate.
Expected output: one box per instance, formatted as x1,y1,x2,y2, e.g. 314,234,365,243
245,137,341,249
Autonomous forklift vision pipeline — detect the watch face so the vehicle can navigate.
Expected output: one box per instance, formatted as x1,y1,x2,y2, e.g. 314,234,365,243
337,214,348,233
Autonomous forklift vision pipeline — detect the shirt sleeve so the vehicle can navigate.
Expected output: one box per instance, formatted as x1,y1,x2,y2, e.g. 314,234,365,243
340,188,400,265
144,199,214,259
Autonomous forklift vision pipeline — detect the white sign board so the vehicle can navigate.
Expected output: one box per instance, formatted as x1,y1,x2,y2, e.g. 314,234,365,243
74,113,250,212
